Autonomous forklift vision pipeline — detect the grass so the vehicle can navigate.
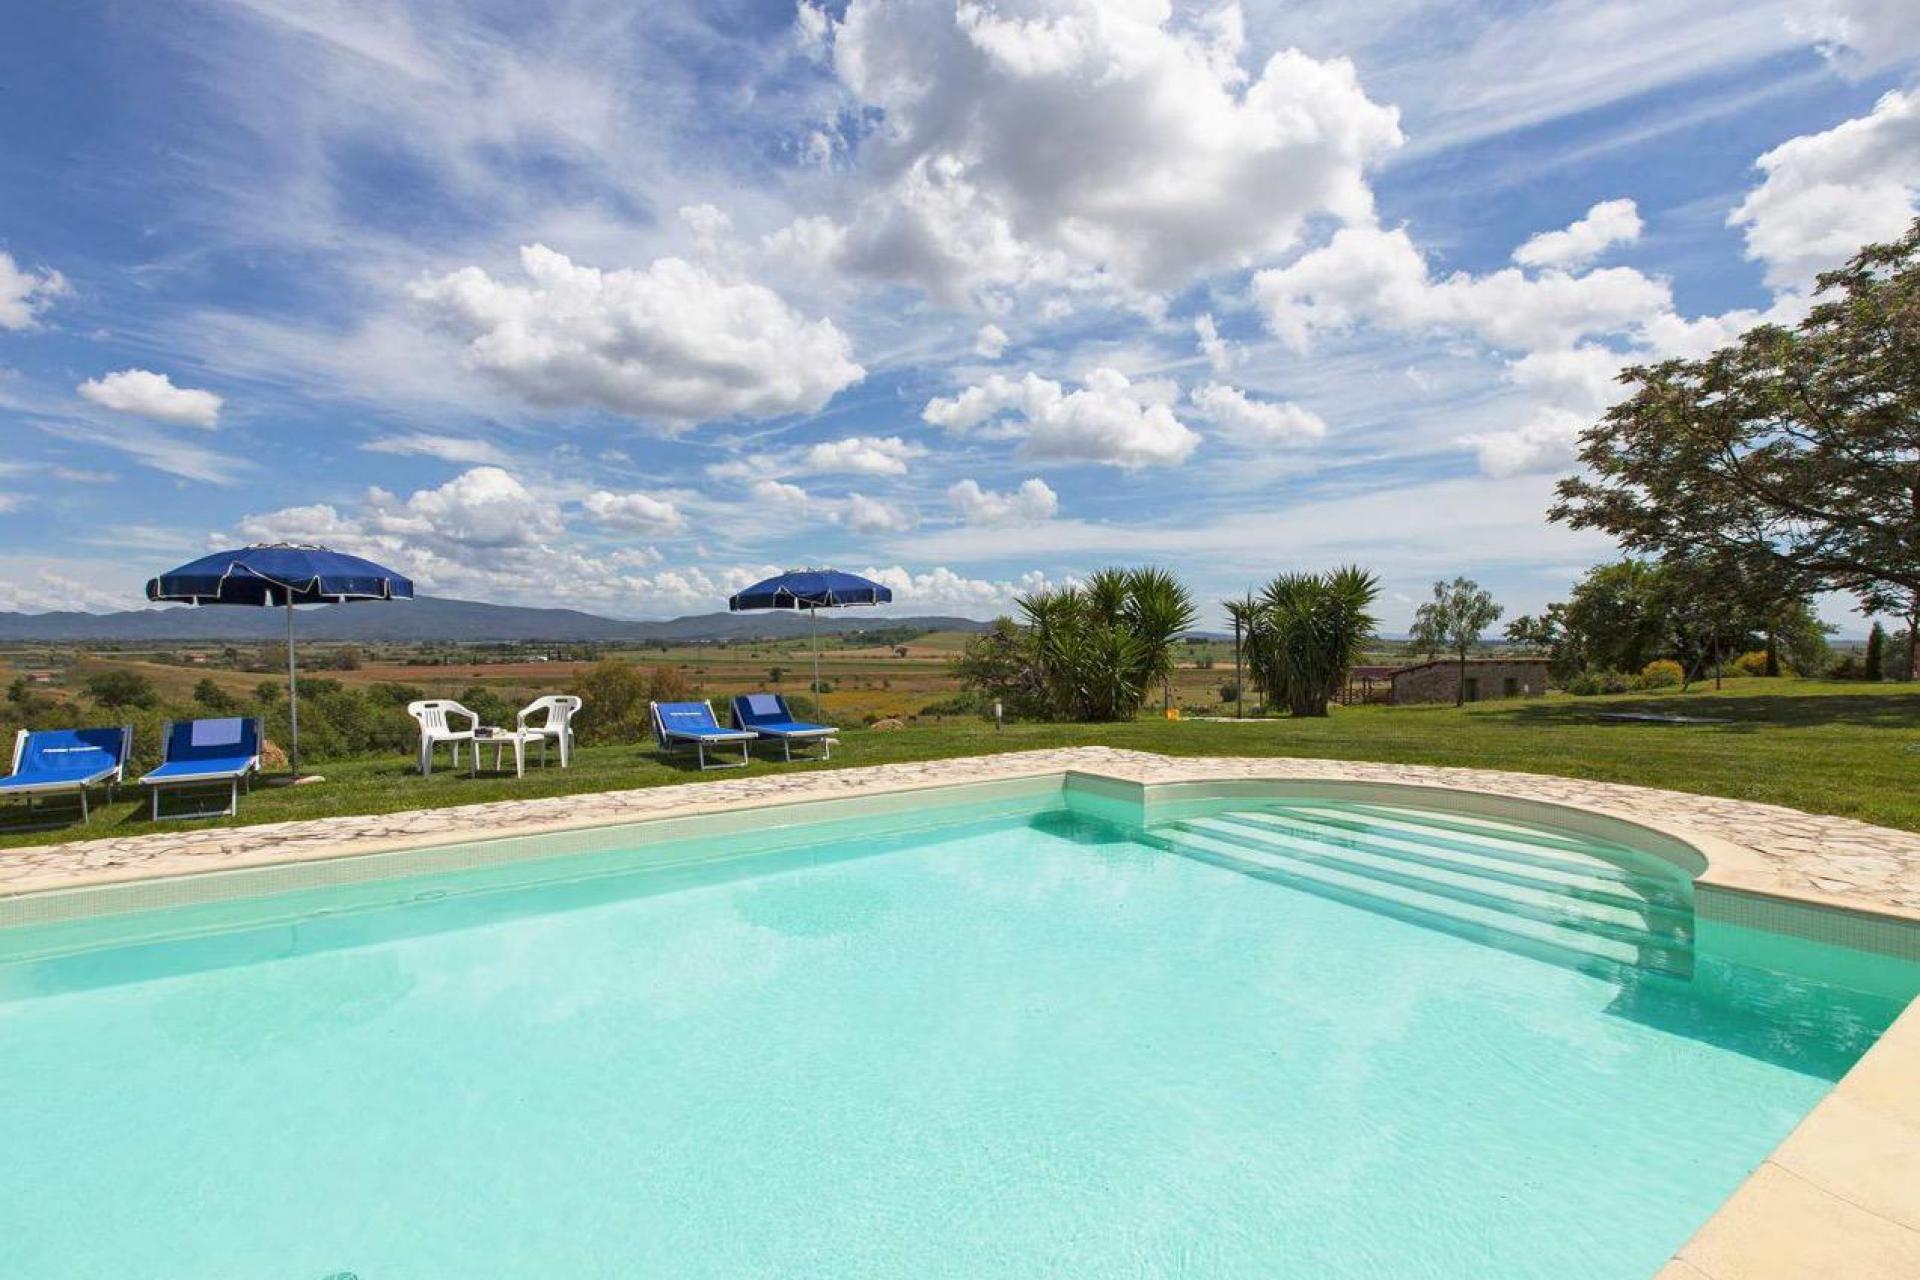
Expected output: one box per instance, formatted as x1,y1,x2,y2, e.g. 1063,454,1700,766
1,678,1915,853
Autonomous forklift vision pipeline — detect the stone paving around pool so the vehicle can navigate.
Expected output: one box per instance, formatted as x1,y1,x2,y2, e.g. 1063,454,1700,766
2,747,1917,915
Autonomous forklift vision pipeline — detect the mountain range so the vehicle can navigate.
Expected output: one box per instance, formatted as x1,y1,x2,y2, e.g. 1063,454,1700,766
0,597,996,644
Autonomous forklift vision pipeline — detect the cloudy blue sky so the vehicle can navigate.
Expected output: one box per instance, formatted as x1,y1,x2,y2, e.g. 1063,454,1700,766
1,0,1916,629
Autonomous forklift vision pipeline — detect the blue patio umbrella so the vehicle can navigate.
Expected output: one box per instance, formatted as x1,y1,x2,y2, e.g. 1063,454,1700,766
146,542,413,779
728,569,893,709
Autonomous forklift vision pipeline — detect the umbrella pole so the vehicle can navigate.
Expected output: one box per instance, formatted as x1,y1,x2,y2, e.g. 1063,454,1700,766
810,606,822,714
285,598,300,780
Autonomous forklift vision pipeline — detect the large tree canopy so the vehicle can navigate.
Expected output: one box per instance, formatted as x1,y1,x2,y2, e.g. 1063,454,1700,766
1506,556,1829,685
1550,219,1920,616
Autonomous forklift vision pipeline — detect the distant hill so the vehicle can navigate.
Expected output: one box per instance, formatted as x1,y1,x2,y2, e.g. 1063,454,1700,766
0,597,996,644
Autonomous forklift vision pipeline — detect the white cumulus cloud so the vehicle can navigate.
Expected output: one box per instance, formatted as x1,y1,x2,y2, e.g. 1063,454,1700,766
974,323,1009,359
947,477,1058,526
802,435,925,476
750,479,810,508
1729,89,1919,290
367,466,562,550
77,369,224,428
1512,198,1643,270
712,435,925,482
1194,312,1240,373
816,0,1403,299
833,492,916,534
858,564,1057,614
411,244,865,427
1253,224,1672,355
582,489,686,534
924,366,1199,469
1189,383,1327,446
1459,408,1592,479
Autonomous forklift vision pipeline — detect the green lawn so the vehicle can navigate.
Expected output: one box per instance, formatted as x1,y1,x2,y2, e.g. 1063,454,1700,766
2,679,1915,853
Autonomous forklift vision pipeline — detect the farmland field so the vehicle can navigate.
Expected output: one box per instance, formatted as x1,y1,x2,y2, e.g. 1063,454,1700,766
4,632,1268,724
0,678,1913,852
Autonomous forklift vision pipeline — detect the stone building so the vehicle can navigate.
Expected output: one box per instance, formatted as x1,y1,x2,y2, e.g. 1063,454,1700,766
1385,657,1551,705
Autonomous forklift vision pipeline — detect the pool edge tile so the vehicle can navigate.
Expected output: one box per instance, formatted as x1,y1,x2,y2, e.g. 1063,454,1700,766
1674,1162,1920,1280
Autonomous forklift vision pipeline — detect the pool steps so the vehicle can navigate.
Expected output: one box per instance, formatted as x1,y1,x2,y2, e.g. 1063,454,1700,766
1147,804,1694,977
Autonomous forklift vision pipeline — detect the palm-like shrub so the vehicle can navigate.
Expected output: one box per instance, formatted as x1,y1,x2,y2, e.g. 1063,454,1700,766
1013,566,1197,721
1246,566,1380,717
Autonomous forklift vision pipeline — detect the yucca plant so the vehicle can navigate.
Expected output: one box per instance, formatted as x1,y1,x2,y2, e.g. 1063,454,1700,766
1247,566,1380,717
1012,566,1196,721
1123,566,1199,713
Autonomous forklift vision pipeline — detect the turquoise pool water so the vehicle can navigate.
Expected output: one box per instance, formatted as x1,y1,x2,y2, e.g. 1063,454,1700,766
0,803,1905,1279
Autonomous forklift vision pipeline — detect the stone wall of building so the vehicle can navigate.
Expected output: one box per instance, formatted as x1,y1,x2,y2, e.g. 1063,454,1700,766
1390,659,1549,705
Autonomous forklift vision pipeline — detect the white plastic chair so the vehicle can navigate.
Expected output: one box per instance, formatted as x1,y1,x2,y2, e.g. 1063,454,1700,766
517,694,582,768
407,699,479,775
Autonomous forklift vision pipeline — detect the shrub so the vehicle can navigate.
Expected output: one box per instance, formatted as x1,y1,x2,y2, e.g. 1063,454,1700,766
83,670,156,710
1218,680,1241,704
1636,659,1684,689
567,660,653,745
646,664,694,704
780,692,825,722
1566,669,1634,696
918,695,979,717
192,677,241,714
457,685,516,730
1733,650,1775,677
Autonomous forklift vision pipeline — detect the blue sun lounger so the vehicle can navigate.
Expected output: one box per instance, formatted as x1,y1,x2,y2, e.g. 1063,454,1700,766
0,725,132,824
651,700,757,770
140,717,262,821
730,693,838,761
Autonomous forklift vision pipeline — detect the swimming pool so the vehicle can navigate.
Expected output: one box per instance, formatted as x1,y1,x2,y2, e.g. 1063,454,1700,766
0,785,1910,1278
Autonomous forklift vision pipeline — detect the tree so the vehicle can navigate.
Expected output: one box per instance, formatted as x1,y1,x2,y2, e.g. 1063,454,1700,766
951,618,1047,719
192,677,240,714
83,670,156,711
1866,622,1887,681
1534,556,1786,689
1410,577,1503,706
567,660,653,746
1559,560,1667,676
1551,219,1920,677
1504,612,1559,653
1245,567,1379,717
1649,557,1761,690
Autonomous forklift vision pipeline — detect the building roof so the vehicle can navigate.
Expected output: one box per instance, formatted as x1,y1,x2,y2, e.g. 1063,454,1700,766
1388,656,1550,679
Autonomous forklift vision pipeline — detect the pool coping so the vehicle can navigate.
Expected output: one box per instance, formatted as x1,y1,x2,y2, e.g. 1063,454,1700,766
3,745,1918,1278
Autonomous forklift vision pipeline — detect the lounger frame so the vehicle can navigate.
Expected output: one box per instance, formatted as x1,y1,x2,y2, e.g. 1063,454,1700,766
145,767,254,822
3,726,131,825
729,695,838,762
651,701,756,771
141,719,261,822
